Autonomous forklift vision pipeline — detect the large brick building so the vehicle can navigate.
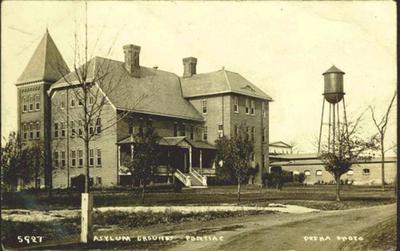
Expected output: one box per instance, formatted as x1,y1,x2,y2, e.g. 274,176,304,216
16,31,272,188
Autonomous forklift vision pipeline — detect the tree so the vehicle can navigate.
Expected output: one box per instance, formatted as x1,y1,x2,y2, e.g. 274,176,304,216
215,125,254,203
1,132,44,191
123,123,160,204
319,114,378,201
50,9,151,193
369,90,397,191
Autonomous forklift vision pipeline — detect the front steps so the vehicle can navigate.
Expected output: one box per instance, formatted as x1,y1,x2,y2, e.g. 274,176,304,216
174,169,208,188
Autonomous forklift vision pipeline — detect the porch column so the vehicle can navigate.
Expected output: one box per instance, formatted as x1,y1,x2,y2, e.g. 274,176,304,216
117,145,121,185
199,149,203,174
189,146,192,173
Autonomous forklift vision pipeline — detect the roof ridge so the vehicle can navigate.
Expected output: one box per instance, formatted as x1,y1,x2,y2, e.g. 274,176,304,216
222,69,232,90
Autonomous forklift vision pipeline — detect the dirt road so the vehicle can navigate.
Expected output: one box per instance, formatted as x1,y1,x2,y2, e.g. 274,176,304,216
168,204,396,251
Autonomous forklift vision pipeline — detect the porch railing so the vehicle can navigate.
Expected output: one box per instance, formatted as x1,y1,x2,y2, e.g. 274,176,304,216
190,168,207,186
174,169,191,187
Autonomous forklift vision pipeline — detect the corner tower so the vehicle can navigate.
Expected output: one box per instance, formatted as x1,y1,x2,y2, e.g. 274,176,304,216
15,30,70,188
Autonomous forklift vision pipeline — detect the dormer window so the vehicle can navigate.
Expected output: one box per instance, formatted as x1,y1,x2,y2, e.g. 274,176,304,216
250,100,255,115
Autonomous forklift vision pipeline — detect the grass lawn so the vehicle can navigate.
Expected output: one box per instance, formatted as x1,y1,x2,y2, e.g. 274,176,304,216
2,184,396,210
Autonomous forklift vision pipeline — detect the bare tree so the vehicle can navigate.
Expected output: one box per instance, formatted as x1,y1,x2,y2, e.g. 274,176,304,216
369,90,397,191
50,4,153,193
319,113,378,201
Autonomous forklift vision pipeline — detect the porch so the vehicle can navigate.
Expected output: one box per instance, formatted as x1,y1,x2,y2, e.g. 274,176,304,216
116,136,216,187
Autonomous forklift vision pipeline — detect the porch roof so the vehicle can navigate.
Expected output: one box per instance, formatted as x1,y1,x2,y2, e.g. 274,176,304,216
117,136,215,149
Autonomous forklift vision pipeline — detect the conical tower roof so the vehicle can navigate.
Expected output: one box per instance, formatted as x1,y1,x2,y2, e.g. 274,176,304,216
16,30,70,84
323,65,345,75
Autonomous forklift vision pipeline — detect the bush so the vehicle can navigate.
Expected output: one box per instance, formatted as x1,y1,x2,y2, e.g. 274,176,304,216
263,170,293,189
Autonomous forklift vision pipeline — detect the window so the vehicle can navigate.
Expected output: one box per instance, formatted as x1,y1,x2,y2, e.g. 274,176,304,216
29,96,34,111
36,122,40,138
89,149,94,166
89,121,94,135
173,123,178,137
61,151,66,168
251,153,255,162
54,123,59,138
250,100,255,115
251,127,255,141
203,126,208,141
218,124,224,137
246,126,250,138
60,93,65,109
190,126,194,140
234,124,239,137
363,168,370,175
96,149,102,166
78,150,83,167
29,123,34,139
179,124,186,136
245,98,250,114
202,99,207,114
70,121,75,137
233,96,239,113
22,124,27,140
78,120,83,136
71,150,76,167
261,102,266,118
61,122,66,137
316,170,323,176
262,128,266,142
53,151,59,168
304,170,311,176
128,125,135,135
35,95,40,110
347,170,354,176
23,97,27,112
78,99,83,106
96,118,102,134
96,177,102,185
70,98,75,107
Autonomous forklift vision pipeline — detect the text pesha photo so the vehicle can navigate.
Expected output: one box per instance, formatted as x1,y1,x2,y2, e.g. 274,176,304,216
1,1,397,250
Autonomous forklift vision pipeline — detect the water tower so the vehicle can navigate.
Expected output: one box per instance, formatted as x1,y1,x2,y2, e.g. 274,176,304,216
317,65,349,155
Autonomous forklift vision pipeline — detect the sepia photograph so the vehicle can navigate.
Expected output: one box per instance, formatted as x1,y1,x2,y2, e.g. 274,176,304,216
1,1,397,250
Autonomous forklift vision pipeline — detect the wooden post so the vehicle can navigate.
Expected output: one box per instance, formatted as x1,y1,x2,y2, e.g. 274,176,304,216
81,193,93,243
199,149,203,174
189,146,192,173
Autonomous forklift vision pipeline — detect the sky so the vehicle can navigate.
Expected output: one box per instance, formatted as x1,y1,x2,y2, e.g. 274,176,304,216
1,1,397,153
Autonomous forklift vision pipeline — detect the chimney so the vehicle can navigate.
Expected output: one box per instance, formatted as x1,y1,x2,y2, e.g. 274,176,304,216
183,57,197,78
123,44,141,77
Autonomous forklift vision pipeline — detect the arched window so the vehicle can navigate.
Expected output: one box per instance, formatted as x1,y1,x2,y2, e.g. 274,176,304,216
316,170,323,176
304,170,311,176
347,170,354,176
363,169,370,175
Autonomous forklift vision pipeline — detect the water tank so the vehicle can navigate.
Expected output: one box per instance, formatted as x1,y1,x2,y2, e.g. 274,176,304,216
322,65,345,104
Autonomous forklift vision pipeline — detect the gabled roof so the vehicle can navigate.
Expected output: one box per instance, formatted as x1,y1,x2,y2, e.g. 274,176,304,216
16,30,70,85
180,69,273,101
270,141,293,148
50,57,203,121
323,65,345,75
